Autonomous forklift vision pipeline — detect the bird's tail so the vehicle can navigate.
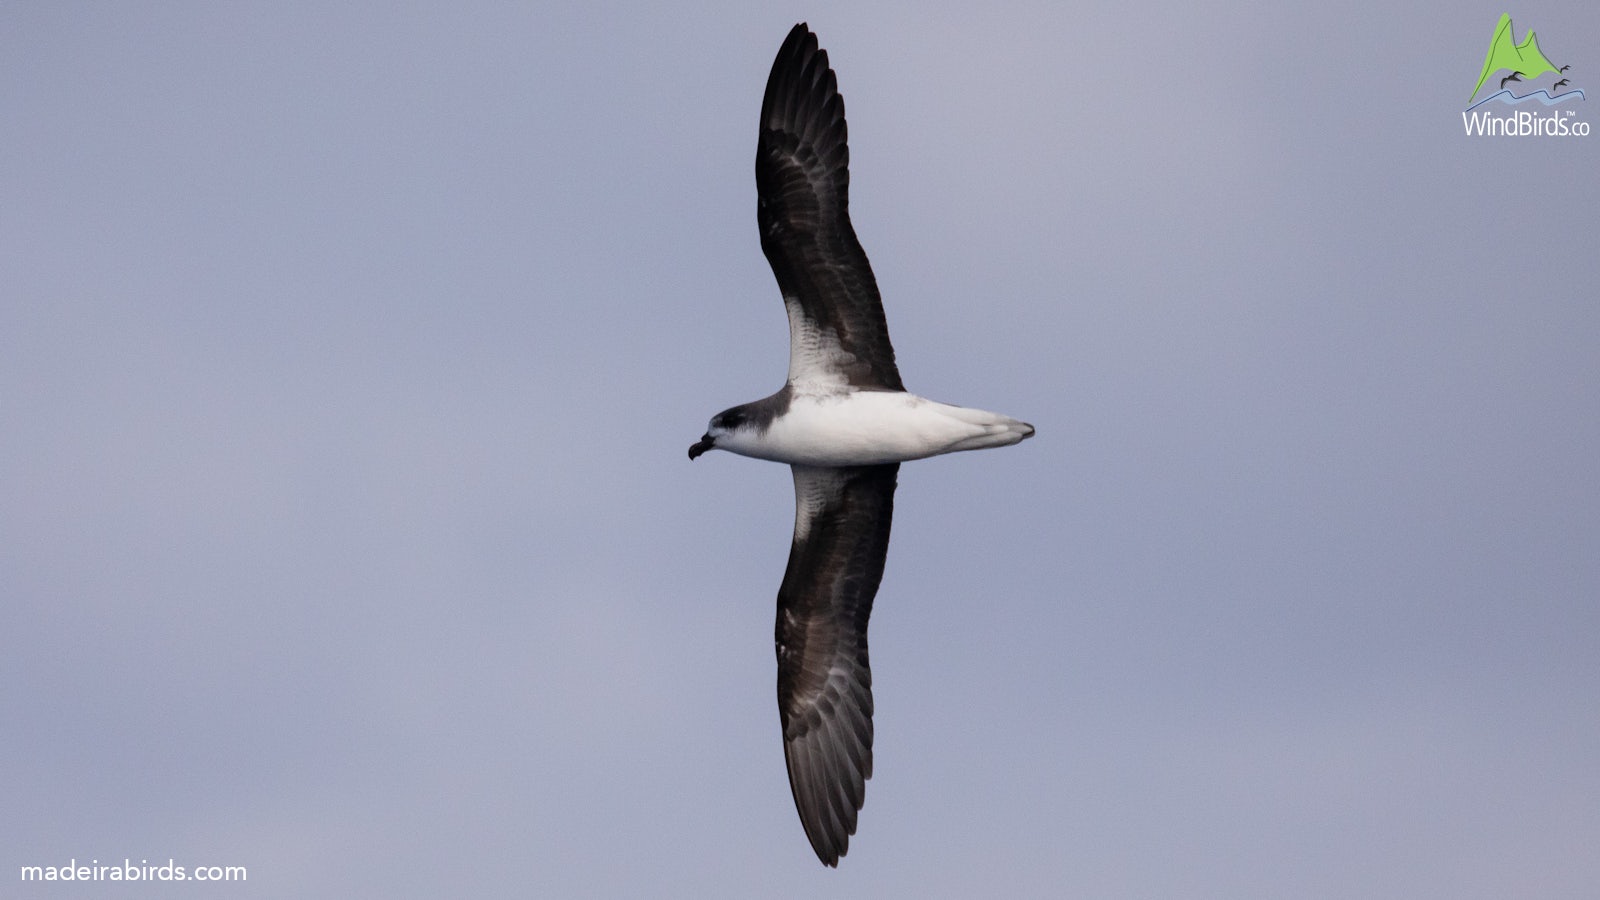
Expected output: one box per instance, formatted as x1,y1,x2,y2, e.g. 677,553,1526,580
938,405,1035,452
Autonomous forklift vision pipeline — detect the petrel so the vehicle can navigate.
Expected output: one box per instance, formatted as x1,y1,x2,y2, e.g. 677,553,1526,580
688,23,1034,866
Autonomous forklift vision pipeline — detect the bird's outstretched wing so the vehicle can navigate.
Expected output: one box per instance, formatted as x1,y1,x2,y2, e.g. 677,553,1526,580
776,463,898,865
757,23,903,392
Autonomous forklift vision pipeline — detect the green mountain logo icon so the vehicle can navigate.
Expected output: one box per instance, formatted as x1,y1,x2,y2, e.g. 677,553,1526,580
1469,13,1562,102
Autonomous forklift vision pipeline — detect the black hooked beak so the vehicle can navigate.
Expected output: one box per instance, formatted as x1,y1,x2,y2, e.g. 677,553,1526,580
687,434,715,460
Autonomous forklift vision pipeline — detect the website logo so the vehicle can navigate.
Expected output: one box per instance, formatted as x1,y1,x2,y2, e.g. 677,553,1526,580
1462,13,1588,137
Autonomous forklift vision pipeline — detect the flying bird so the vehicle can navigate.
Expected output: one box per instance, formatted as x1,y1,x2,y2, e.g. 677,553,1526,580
688,23,1034,866
1560,64,1571,73
1501,71,1526,89
1554,78,1570,91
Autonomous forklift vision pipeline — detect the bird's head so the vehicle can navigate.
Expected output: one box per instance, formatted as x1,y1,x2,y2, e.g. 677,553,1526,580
687,406,751,460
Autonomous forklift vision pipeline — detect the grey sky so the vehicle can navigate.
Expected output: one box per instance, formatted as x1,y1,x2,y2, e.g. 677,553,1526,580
4,2,1598,897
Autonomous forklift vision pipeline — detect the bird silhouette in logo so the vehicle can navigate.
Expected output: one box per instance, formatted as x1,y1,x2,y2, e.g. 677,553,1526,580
1559,64,1571,73
1553,78,1570,91
1500,71,1526,89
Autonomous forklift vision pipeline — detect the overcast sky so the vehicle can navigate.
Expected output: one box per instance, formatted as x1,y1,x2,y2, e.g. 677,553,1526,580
4,2,1598,897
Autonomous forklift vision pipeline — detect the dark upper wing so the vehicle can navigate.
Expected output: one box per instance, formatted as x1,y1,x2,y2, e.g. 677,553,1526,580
776,463,898,866
757,23,903,392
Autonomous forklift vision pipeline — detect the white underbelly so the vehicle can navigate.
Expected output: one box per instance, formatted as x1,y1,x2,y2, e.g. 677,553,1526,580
740,390,1030,467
